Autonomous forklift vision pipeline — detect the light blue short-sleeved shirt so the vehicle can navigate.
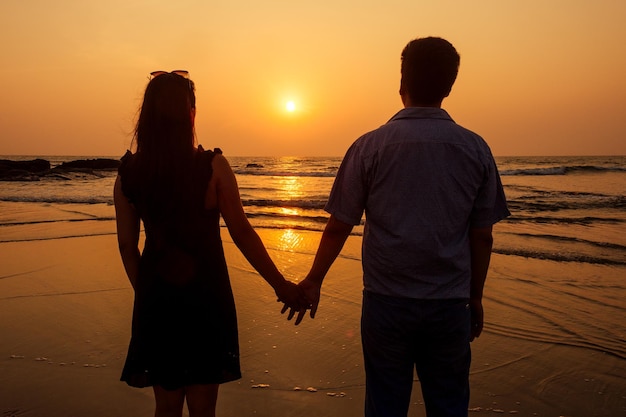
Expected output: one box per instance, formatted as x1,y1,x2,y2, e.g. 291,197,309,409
325,107,510,299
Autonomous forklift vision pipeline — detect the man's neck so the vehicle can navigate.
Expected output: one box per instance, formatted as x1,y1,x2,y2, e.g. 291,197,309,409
401,94,442,108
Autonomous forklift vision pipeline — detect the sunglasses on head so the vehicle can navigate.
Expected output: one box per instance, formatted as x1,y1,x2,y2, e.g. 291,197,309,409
149,70,190,80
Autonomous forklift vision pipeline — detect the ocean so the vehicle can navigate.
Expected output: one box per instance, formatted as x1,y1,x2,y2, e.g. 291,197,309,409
1,155,625,362
1,155,625,261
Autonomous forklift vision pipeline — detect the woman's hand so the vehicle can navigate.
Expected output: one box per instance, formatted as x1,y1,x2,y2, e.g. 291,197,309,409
275,280,306,309
280,277,321,325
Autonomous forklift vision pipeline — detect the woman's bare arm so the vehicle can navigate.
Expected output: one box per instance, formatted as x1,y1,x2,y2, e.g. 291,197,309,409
114,176,141,289
210,154,304,307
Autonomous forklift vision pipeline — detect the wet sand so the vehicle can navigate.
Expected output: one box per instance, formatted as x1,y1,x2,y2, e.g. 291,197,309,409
1,225,625,416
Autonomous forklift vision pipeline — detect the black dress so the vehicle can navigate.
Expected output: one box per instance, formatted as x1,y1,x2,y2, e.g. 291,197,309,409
118,147,241,390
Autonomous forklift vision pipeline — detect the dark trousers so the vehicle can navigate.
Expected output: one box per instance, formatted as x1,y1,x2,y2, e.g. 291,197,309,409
361,290,471,417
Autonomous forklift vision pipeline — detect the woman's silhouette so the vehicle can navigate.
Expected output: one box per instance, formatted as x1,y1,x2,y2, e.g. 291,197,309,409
114,70,304,417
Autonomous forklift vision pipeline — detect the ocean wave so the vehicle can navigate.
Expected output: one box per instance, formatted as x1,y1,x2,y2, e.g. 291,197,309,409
0,231,117,243
244,198,328,210
246,211,329,222
243,221,365,238
0,195,113,205
500,164,626,176
505,191,626,213
504,214,624,225
0,217,116,228
511,232,626,251
234,168,337,177
493,247,626,266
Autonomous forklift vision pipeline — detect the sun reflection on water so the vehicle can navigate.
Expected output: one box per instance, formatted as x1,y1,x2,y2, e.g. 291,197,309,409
277,228,304,252
277,176,304,199
278,207,300,217
276,175,303,220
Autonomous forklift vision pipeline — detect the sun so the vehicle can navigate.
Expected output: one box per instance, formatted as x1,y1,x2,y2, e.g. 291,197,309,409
285,100,296,112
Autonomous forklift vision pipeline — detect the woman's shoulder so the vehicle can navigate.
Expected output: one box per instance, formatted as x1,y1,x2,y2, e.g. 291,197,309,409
118,150,135,175
197,145,223,156
196,145,228,166
195,145,229,180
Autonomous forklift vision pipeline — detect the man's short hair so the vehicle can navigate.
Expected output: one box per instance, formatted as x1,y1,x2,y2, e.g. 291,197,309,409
401,37,460,104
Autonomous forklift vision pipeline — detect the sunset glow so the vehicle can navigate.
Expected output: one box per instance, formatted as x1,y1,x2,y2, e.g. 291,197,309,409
0,2,625,156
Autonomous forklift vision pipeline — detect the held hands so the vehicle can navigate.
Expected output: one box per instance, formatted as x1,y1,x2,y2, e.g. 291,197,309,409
274,280,307,311
276,280,309,324
279,277,322,325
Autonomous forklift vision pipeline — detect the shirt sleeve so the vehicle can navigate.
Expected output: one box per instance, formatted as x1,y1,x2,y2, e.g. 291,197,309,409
470,155,510,228
324,140,368,226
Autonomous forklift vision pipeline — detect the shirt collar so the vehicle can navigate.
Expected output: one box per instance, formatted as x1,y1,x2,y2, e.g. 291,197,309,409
388,107,454,123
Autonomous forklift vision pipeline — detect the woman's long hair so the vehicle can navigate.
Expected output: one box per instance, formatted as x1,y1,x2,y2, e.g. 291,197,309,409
131,72,197,216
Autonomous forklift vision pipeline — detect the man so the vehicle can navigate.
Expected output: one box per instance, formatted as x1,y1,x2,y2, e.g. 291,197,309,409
293,37,510,417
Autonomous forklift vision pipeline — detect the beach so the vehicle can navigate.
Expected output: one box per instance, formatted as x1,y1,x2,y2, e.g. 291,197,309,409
1,154,625,416
1,200,624,416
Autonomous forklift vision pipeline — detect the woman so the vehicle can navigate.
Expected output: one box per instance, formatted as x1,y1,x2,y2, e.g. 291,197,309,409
114,70,304,417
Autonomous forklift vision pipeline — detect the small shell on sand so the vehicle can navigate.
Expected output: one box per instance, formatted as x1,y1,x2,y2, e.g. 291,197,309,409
306,387,317,392
251,384,270,389
293,386,302,391
81,363,107,368
326,392,346,397
9,355,25,359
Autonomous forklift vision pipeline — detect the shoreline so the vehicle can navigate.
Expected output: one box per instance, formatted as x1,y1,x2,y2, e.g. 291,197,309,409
1,227,625,416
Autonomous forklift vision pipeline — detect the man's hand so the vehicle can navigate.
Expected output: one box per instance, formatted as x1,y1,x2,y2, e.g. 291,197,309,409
281,277,322,325
469,298,484,341
275,280,308,311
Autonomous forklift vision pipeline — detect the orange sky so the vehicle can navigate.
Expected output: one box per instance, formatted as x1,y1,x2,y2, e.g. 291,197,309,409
1,1,625,157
